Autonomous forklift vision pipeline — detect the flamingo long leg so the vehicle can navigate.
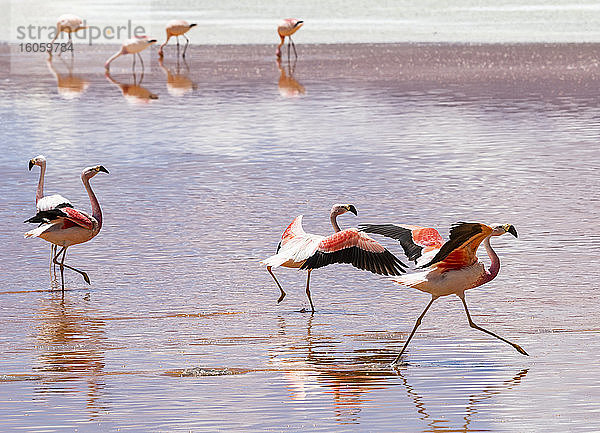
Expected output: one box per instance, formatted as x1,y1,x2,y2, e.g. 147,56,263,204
392,296,437,365
267,266,286,303
289,36,297,58
305,269,314,313
52,246,91,291
182,34,190,58
459,295,529,356
138,52,144,70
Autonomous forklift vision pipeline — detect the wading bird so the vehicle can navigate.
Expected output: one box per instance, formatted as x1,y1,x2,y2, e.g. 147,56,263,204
359,221,527,363
158,20,197,58
104,36,157,71
29,155,72,274
50,14,87,49
262,204,406,313
276,19,304,59
25,165,109,291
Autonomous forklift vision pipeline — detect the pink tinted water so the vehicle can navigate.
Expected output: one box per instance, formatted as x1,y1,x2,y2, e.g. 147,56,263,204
0,44,599,431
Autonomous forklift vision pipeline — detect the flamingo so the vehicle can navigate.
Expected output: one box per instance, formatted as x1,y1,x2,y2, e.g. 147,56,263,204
104,36,157,71
261,204,406,313
24,165,109,291
50,14,87,50
28,155,72,274
359,221,527,363
158,20,197,58
276,19,304,59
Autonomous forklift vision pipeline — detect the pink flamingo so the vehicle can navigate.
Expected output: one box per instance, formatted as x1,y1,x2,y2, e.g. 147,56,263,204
360,221,527,363
276,19,304,58
25,165,109,291
104,36,157,70
28,155,72,273
50,14,87,49
262,204,406,313
158,20,197,58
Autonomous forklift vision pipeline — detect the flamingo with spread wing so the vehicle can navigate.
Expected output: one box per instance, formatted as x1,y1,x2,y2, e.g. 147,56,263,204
262,204,406,313
360,221,527,363
25,165,108,291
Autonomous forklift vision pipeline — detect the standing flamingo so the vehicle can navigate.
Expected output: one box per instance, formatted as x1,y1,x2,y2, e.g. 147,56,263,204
261,204,406,313
50,14,87,50
104,36,157,70
359,221,527,363
28,155,72,273
158,20,197,58
24,165,109,291
276,19,304,58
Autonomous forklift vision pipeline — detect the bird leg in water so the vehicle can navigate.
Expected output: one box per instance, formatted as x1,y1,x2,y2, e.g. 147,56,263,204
267,266,286,303
459,295,529,356
289,36,298,58
52,246,91,291
182,34,190,58
392,296,437,365
138,53,144,70
305,269,314,313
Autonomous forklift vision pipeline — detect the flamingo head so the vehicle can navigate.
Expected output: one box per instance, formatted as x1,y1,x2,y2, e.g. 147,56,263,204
331,203,358,217
29,155,46,170
491,224,518,238
82,165,109,180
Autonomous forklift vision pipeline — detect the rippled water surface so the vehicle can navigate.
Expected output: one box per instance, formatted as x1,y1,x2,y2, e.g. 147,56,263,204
0,44,599,431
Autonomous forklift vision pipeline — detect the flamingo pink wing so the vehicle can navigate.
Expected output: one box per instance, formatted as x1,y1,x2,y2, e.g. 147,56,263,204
62,207,93,230
300,228,406,276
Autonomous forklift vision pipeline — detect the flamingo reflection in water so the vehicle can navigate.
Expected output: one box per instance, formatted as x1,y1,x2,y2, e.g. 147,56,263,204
46,56,90,99
158,56,197,97
276,57,305,98
262,204,406,313
105,70,158,104
359,221,528,363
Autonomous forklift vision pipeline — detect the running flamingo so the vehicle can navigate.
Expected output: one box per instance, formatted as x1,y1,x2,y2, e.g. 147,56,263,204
25,165,109,291
262,204,406,313
359,221,527,363
104,36,157,70
276,19,304,58
158,20,197,58
50,14,87,48
29,155,72,273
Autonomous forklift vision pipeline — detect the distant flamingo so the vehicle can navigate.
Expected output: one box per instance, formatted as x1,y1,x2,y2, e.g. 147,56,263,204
25,165,109,291
104,36,157,70
276,19,304,58
28,155,72,274
158,20,197,58
262,204,406,313
50,14,87,49
360,221,527,363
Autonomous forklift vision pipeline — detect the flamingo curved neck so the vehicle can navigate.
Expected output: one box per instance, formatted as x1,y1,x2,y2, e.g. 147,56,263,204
330,212,341,232
36,161,46,203
481,236,500,284
82,175,102,229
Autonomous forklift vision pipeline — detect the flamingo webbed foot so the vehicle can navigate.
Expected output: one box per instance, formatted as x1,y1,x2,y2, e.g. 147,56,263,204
514,344,529,356
277,290,286,303
81,272,90,285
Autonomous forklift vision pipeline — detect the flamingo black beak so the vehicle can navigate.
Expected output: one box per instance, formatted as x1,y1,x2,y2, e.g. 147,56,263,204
28,160,34,170
295,20,304,27
149,39,157,43
189,23,197,28
98,165,109,174
507,225,518,238
347,204,358,216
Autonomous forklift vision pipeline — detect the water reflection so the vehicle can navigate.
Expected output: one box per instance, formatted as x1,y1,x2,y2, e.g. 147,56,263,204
272,315,529,428
276,58,305,98
46,57,90,99
158,56,197,97
105,70,158,104
34,293,107,418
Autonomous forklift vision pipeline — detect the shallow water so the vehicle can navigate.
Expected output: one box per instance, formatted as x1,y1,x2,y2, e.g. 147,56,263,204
0,44,599,431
